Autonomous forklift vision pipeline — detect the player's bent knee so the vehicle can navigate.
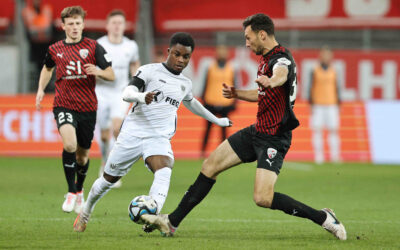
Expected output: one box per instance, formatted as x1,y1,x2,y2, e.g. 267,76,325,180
63,143,77,153
201,158,219,178
253,194,273,208
75,157,87,166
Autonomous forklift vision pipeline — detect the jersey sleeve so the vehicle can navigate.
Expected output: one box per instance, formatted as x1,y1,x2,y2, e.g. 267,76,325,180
269,53,292,71
183,80,194,101
95,43,112,69
268,53,294,85
130,40,140,63
43,47,55,68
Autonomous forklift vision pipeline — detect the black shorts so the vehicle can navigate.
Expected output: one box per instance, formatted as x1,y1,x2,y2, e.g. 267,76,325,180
53,107,96,149
227,125,292,175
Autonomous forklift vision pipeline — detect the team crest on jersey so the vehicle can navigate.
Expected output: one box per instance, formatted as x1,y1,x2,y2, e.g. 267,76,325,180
267,148,277,159
79,49,89,59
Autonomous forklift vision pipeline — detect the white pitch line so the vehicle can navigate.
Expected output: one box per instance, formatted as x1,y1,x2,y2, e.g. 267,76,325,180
283,162,314,171
1,217,398,224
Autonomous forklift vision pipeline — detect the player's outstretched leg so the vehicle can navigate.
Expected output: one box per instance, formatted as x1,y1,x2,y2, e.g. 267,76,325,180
142,172,216,236
270,192,347,240
73,176,114,232
142,167,172,233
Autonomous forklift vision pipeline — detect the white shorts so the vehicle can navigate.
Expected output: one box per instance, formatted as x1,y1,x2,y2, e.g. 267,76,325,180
96,93,130,130
104,130,174,177
311,105,339,130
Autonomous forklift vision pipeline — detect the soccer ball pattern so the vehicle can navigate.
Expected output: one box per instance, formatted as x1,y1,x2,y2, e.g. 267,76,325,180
128,195,158,224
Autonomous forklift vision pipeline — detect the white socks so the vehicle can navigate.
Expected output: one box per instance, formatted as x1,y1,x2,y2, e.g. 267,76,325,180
83,176,114,216
149,167,172,213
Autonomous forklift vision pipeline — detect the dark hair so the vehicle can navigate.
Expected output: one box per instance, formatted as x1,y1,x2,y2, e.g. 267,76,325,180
242,13,274,36
169,32,195,52
61,6,86,23
107,9,126,20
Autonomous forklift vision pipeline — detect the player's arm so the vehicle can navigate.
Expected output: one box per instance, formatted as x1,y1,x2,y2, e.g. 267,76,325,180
84,65,115,81
183,98,232,127
87,43,115,81
255,65,288,89
36,65,55,111
222,83,258,102
122,76,154,105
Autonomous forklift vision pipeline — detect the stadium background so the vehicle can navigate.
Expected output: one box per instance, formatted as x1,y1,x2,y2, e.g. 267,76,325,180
0,0,400,163
1,1,400,249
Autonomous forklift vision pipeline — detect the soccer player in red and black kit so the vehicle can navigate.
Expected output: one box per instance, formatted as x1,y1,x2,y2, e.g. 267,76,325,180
143,13,347,240
35,6,114,213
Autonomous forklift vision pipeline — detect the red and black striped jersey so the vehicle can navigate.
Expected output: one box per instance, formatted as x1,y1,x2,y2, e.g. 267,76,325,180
255,45,299,135
44,37,111,112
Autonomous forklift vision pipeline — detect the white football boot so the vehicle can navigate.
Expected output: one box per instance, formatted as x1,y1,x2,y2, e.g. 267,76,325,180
321,208,347,240
74,190,84,214
62,192,77,213
142,214,177,237
73,212,90,232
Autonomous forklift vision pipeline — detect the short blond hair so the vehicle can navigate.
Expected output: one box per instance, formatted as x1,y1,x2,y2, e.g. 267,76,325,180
61,6,87,23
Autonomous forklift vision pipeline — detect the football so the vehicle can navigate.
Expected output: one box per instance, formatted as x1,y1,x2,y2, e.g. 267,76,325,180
128,195,158,224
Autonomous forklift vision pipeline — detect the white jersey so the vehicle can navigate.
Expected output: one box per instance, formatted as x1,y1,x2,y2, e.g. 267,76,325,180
96,36,139,97
122,63,194,139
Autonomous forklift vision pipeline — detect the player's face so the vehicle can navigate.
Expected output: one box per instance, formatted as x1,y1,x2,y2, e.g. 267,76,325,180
244,26,264,55
166,44,192,73
106,15,126,37
320,49,333,65
62,16,84,42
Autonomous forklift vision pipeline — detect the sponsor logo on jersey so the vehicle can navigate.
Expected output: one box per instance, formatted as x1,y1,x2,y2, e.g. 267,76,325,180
267,148,277,159
79,49,89,59
57,53,63,58
165,96,180,108
153,90,164,103
181,85,186,92
159,79,166,83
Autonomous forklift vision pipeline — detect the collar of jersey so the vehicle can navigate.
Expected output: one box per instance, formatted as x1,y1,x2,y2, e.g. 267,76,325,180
262,44,281,58
162,63,181,75
63,37,84,46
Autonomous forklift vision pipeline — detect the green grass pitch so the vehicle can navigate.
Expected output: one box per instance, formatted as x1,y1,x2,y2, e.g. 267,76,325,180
1,157,400,249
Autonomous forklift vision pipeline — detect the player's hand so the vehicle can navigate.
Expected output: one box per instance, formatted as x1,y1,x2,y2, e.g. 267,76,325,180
217,117,233,127
84,64,101,76
255,75,273,88
35,89,45,111
145,92,156,105
222,83,237,99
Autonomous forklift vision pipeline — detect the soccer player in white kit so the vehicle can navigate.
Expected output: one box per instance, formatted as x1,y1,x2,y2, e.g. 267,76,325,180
74,32,232,232
96,10,140,187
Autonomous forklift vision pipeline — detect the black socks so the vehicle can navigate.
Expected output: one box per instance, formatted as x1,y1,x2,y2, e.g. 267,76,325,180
76,160,89,192
169,173,216,227
271,192,327,225
62,150,76,193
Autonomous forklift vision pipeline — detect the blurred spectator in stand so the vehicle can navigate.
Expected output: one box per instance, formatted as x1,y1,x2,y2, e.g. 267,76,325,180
22,0,53,88
201,45,236,157
309,46,341,164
